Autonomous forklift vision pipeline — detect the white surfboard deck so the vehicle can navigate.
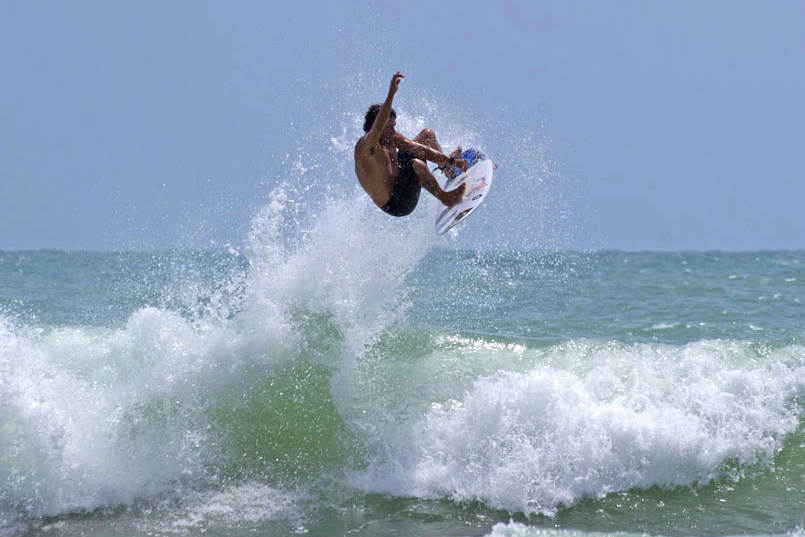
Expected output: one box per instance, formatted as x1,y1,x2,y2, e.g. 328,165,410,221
435,152,493,235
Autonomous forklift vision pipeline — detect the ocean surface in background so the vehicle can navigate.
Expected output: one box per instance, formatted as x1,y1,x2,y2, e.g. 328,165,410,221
1,193,804,536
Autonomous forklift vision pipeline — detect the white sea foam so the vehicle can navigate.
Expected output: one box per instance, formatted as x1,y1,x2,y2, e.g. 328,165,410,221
0,182,436,527
484,521,805,537
484,520,644,537
648,322,679,330
241,185,436,360
145,482,302,534
357,339,805,516
0,307,284,520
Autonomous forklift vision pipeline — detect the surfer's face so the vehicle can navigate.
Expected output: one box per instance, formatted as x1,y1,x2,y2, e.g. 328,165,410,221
381,117,396,141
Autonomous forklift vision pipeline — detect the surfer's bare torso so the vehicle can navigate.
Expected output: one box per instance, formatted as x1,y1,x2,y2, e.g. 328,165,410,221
354,117,403,208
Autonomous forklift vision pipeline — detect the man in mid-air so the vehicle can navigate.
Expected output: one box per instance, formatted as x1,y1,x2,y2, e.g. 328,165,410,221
354,72,468,217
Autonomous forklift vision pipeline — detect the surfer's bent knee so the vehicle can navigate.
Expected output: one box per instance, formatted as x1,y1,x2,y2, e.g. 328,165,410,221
412,159,429,177
415,128,436,143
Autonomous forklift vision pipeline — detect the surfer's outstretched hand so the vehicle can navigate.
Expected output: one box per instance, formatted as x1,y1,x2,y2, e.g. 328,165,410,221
389,71,404,96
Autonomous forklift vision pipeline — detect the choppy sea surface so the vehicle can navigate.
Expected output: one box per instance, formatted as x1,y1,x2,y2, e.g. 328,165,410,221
1,197,803,536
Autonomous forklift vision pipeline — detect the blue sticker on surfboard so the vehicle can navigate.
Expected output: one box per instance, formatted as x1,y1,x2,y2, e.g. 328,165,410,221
435,148,494,235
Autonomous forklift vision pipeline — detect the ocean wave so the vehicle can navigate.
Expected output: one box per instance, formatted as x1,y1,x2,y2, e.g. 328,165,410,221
355,338,805,516
0,185,436,526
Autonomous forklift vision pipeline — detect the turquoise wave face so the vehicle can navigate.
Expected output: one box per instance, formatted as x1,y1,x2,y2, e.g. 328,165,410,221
1,238,804,536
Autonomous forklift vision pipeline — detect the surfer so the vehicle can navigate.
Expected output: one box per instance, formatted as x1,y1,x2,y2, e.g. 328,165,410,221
354,71,468,217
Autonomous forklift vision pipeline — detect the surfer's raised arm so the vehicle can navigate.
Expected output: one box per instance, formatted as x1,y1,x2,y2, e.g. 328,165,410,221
363,71,404,148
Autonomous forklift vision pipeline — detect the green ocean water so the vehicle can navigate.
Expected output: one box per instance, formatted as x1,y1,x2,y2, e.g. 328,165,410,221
0,247,803,537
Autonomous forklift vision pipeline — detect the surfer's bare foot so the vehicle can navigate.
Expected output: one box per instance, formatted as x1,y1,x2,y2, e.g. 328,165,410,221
441,183,466,207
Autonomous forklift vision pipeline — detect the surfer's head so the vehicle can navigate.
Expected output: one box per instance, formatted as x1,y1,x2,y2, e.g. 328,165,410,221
363,104,396,133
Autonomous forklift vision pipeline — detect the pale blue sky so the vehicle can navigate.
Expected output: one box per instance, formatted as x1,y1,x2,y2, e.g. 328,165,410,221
2,0,803,251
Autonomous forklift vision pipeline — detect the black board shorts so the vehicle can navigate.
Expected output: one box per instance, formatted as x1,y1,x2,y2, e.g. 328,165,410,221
381,150,421,217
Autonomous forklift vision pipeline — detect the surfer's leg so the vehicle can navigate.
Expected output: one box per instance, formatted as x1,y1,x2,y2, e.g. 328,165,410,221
412,158,465,207
413,128,443,152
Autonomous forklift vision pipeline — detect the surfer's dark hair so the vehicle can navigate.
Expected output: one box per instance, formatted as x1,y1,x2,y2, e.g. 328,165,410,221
363,104,396,132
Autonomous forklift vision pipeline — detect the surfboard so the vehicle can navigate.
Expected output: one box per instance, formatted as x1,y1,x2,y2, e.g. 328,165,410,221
435,148,493,235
